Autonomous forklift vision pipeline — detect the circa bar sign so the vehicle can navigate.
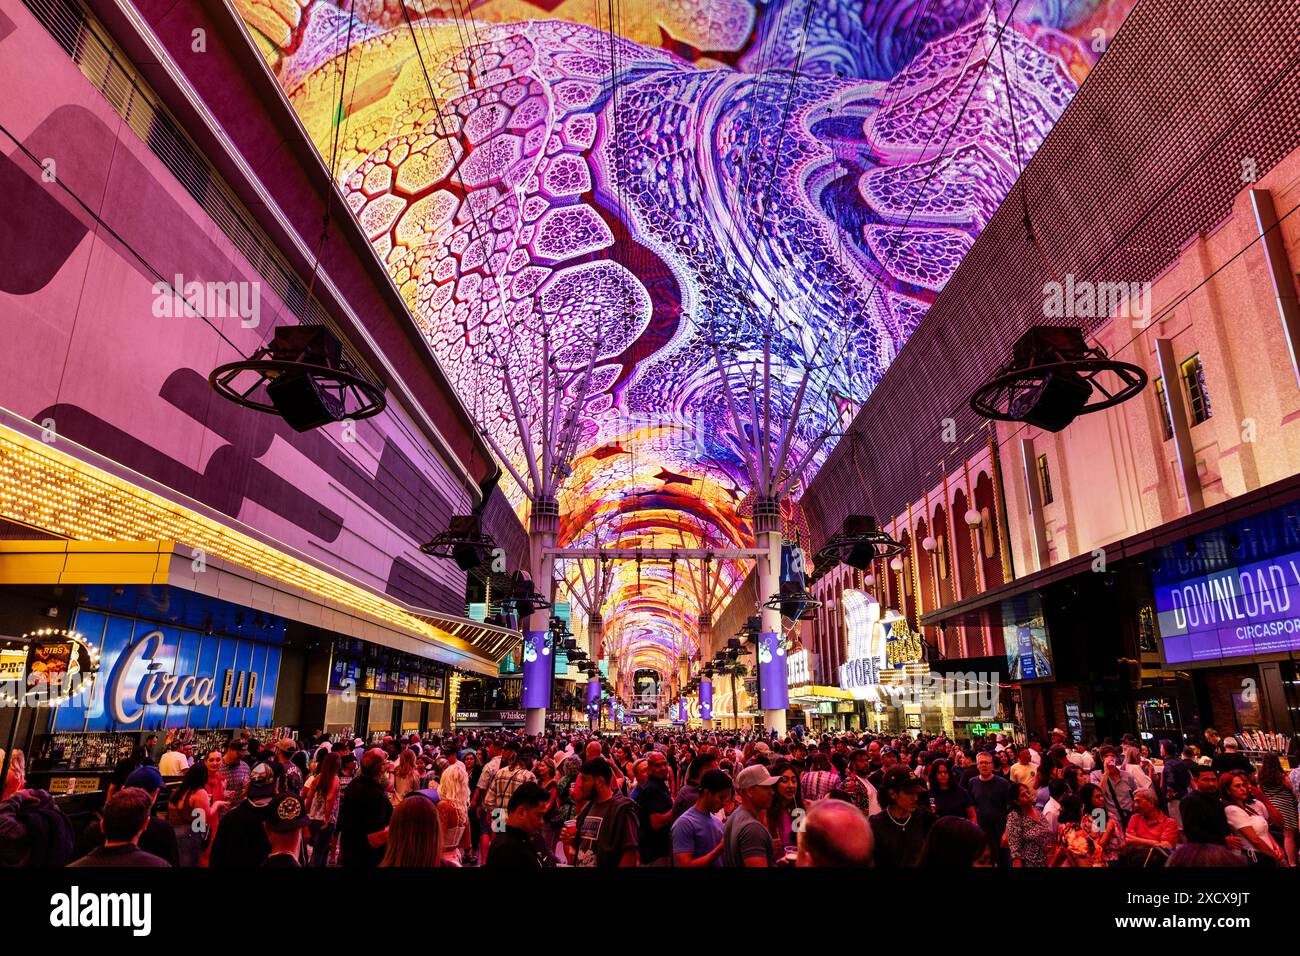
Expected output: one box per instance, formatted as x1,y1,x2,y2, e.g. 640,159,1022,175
54,610,281,732
105,632,261,723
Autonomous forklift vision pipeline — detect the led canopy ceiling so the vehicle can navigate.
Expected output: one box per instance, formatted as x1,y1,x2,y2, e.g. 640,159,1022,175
235,0,1136,673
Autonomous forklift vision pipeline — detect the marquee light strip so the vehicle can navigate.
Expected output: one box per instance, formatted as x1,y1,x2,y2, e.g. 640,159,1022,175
0,429,494,665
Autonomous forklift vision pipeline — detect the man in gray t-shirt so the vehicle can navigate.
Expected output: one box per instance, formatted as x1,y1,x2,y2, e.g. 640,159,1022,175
723,765,780,867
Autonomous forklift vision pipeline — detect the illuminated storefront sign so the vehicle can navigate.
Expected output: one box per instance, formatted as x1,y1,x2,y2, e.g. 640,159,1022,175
787,649,813,686
886,624,924,668
454,710,527,723
53,609,281,732
106,631,219,723
839,590,889,698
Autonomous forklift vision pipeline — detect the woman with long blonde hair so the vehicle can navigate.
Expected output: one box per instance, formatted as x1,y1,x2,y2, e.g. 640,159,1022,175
380,793,443,867
437,762,471,866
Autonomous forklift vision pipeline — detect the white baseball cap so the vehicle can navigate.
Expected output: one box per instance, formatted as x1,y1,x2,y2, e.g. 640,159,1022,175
735,764,780,790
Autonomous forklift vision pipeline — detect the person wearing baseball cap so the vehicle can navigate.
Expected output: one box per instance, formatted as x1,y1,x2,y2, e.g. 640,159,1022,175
209,762,281,868
262,792,310,867
869,767,934,868
722,764,780,867
275,738,303,795
220,738,251,808
75,766,179,866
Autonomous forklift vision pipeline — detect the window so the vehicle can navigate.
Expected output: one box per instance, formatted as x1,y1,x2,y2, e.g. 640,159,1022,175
1037,454,1054,505
1154,378,1174,440
1180,354,1213,425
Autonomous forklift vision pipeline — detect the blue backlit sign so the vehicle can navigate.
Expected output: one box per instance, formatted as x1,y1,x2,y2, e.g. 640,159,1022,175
53,609,282,732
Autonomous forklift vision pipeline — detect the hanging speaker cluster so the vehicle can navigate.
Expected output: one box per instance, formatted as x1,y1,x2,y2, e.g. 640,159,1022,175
210,325,386,431
815,515,905,571
420,514,497,572
970,326,1146,432
422,470,501,573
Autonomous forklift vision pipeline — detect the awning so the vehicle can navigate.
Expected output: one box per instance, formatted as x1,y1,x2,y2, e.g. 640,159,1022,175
0,419,519,675
788,683,856,705
0,539,516,677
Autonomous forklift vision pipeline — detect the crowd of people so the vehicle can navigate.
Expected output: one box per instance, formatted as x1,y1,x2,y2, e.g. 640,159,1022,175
1,724,1296,868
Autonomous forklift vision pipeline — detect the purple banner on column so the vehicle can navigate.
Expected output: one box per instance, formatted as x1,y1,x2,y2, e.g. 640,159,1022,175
699,681,712,720
586,678,601,720
676,699,686,722
757,631,788,711
521,630,552,709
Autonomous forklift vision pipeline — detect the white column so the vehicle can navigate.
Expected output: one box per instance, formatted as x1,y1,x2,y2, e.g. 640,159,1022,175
525,498,558,735
755,500,786,736
699,615,714,728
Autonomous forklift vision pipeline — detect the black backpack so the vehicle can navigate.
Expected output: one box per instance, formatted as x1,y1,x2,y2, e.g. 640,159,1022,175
0,789,75,867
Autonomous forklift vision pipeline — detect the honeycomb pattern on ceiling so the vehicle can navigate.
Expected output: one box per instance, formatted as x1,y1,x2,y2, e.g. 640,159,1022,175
235,0,1135,670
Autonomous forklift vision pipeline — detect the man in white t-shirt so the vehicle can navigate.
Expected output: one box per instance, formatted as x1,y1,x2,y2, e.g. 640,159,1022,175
1026,738,1043,768
1041,779,1066,835
158,743,192,777
1066,741,1095,772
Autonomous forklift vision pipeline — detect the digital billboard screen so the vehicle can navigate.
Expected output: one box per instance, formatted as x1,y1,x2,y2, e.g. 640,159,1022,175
1151,503,1300,665
1154,551,1300,663
1003,592,1054,683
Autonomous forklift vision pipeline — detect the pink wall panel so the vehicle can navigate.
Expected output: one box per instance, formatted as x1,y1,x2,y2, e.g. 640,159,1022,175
0,8,479,615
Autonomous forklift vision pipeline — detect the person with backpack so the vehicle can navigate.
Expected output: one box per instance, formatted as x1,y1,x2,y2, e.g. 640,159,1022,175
0,786,75,867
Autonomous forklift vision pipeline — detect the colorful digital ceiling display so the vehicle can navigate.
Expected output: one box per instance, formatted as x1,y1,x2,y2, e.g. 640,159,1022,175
236,0,1135,677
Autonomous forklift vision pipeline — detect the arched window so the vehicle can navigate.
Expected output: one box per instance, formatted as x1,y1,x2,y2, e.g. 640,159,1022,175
932,502,955,608
973,472,1005,588
951,489,979,598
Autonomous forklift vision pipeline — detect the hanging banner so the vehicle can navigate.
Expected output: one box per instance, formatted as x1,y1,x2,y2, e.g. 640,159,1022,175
757,631,789,711
521,630,553,709
586,678,601,721
699,680,712,720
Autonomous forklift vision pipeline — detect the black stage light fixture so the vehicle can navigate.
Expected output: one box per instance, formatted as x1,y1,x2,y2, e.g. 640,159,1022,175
211,325,386,431
422,469,501,572
816,515,905,571
765,580,822,621
421,513,498,572
508,571,551,620
488,570,552,629
970,326,1146,432
765,542,823,620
